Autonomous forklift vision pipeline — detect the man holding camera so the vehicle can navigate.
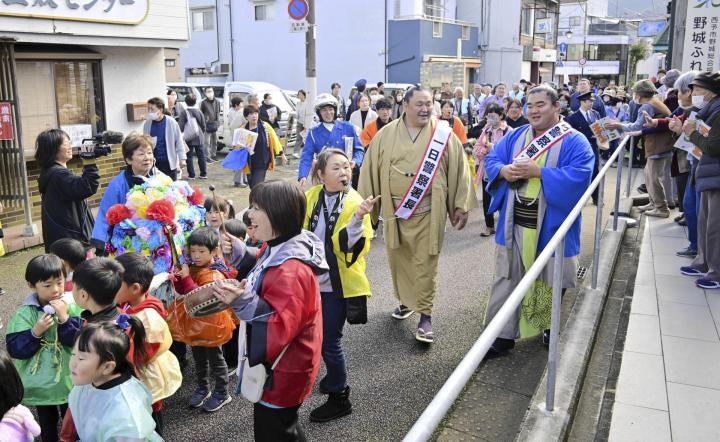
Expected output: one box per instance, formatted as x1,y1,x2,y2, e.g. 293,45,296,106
144,97,187,180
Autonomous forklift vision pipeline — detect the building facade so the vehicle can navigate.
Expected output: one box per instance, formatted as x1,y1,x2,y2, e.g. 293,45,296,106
181,0,479,96
0,1,189,235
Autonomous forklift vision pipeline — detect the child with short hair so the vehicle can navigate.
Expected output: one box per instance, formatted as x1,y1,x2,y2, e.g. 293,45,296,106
5,254,82,442
0,348,41,442
242,210,263,248
223,218,246,240
115,252,182,435
48,238,87,293
173,227,236,412
204,196,235,232
72,257,124,324
68,319,161,441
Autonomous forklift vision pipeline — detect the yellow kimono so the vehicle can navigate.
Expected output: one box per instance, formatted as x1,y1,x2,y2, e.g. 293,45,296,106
241,121,283,175
358,116,476,315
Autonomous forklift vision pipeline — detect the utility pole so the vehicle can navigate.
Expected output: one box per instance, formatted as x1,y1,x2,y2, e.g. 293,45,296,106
305,0,317,104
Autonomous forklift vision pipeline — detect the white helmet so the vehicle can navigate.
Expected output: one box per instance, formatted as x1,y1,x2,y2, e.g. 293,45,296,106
314,93,339,112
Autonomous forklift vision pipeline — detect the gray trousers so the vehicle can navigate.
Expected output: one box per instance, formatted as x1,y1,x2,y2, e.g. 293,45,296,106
485,225,577,340
205,131,218,159
233,169,247,186
691,189,720,281
191,345,229,396
645,156,671,211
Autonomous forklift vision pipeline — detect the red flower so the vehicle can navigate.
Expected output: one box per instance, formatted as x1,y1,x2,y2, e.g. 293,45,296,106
188,186,205,206
146,199,176,225
106,204,132,226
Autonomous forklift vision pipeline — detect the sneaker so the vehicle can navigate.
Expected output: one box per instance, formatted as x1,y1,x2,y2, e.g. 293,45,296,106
681,266,704,277
199,175,208,180
638,203,654,212
202,393,232,412
309,386,352,422
637,184,647,194
674,214,685,222
415,314,433,343
188,388,210,408
542,329,551,347
696,278,720,289
676,247,698,258
291,153,301,159
206,158,217,164
187,176,196,180
391,304,414,320
480,226,495,237
484,337,515,360
645,208,670,218
678,218,687,226
0,287,6,296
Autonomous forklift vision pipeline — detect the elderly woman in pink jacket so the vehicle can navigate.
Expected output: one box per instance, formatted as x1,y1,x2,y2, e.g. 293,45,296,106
473,102,513,237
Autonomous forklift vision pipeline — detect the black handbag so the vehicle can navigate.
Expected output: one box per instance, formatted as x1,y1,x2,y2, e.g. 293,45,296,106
206,120,218,133
346,296,368,325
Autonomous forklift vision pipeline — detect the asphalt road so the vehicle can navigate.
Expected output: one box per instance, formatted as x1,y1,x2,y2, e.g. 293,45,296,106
0,155,630,441
0,157,497,441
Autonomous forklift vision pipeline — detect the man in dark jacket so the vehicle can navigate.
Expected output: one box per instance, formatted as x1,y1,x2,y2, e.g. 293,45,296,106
200,87,221,162
567,92,602,204
37,129,100,251
259,93,282,130
571,78,607,118
179,93,208,180
680,72,720,290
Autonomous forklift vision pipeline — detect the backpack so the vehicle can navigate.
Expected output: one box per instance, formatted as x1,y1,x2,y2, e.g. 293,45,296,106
183,111,201,143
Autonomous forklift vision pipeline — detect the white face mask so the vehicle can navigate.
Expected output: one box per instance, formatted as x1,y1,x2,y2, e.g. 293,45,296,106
147,112,158,120
487,115,500,125
692,95,706,109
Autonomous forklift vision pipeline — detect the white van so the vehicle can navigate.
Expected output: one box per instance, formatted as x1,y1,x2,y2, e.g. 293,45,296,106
222,81,297,150
167,83,226,146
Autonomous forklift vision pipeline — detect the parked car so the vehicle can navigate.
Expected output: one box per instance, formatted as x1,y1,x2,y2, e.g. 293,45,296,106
382,82,415,99
222,81,297,151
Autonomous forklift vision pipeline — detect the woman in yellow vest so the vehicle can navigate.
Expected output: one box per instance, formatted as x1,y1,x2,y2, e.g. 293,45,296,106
304,148,377,423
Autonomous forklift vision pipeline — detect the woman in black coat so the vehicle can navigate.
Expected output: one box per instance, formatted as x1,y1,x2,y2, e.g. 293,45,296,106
36,129,100,251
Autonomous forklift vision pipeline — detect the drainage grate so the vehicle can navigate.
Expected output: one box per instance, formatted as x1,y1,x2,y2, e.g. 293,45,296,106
577,266,588,280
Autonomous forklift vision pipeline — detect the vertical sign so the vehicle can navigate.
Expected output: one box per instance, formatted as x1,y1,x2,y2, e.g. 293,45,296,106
0,102,13,141
682,1,720,73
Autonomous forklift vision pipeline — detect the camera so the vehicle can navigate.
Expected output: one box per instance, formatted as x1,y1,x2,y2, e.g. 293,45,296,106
80,130,124,160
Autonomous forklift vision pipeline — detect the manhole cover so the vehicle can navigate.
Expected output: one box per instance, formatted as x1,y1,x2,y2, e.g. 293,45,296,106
577,266,588,280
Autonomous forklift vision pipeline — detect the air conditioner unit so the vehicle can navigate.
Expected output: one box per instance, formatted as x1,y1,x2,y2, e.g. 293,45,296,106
219,63,232,74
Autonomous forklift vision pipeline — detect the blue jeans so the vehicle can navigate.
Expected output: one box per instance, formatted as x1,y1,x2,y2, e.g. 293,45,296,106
684,173,701,251
321,292,347,393
186,144,207,178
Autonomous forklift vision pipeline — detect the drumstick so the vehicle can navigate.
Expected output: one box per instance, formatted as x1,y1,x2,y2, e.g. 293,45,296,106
208,184,228,236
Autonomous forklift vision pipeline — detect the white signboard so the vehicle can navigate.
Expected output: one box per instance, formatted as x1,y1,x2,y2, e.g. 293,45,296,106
290,19,308,33
535,18,553,34
0,0,148,25
61,124,93,148
531,48,558,62
682,2,720,73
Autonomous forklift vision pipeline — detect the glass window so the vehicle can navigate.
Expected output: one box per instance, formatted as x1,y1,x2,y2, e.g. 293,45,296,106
462,25,470,41
16,60,105,156
569,16,580,27
424,0,444,18
254,4,274,21
165,59,176,67
566,44,584,60
192,8,214,32
521,8,534,36
433,21,443,38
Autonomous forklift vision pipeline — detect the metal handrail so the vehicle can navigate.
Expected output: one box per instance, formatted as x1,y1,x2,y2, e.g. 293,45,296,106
403,135,631,442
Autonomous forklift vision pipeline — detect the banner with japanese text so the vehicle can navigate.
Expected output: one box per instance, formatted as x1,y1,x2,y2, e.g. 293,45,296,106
682,1,720,73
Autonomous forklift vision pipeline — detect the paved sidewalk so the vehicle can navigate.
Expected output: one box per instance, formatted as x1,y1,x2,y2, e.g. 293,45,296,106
609,214,720,441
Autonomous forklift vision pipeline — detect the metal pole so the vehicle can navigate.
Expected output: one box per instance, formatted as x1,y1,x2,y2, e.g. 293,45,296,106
592,175,604,290
305,0,317,107
613,140,624,231
625,136,634,197
546,238,565,412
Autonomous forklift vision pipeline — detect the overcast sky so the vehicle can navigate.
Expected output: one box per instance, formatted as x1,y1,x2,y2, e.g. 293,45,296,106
607,0,667,19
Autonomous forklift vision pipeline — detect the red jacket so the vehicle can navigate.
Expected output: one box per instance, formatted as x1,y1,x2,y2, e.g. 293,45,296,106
253,259,322,408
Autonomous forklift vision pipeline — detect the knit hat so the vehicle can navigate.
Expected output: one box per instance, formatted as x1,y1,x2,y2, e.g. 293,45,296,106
662,69,681,88
690,71,720,95
633,80,657,97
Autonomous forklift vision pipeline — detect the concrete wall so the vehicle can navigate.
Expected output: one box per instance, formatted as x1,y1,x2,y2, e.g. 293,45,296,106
180,0,219,77
90,46,167,136
458,0,522,85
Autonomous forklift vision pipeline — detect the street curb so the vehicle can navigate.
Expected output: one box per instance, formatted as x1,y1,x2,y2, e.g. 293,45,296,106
515,218,628,442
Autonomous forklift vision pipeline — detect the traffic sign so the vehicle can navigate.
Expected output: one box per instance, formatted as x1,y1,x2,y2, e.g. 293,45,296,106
558,42,568,53
578,57,587,66
289,20,308,33
288,0,309,21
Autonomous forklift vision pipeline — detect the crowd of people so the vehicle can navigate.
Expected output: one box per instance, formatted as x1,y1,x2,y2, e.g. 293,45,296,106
3,65,720,441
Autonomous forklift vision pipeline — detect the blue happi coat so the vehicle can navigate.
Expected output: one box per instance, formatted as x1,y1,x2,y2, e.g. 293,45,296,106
298,120,364,179
484,124,594,258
